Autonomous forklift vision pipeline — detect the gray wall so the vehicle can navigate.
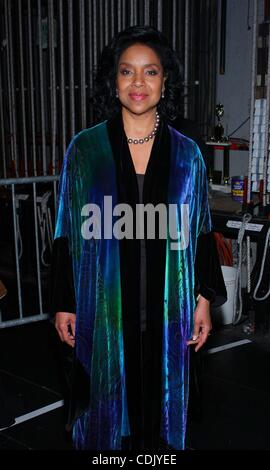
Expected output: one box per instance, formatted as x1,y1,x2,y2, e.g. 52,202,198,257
214,0,264,178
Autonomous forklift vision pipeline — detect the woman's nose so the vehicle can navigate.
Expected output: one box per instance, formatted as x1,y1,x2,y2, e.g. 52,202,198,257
132,71,145,86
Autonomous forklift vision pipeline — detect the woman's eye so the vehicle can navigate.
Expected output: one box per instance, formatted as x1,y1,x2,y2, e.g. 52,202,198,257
119,69,131,76
146,70,158,76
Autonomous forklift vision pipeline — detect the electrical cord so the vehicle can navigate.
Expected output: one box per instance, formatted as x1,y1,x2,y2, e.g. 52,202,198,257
15,196,23,260
233,213,252,325
253,226,270,301
247,235,251,294
16,213,23,260
37,191,53,267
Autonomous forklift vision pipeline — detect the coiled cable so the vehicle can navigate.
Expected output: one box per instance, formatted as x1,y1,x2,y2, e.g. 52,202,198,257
233,213,252,324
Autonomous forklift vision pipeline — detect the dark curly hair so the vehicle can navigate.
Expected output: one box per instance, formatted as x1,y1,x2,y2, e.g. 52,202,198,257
92,25,183,121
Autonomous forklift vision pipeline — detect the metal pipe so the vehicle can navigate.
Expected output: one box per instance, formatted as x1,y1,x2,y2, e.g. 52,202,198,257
105,0,109,46
144,0,150,25
4,1,12,177
68,0,75,137
80,0,87,129
18,0,28,176
8,0,18,177
93,0,98,68
157,0,162,30
92,0,98,123
88,0,94,123
247,236,251,294
27,0,37,176
130,0,135,25
0,176,59,186
133,0,138,25
122,0,126,29
184,0,190,119
247,0,258,204
117,0,121,30
0,315,49,329
0,63,7,178
99,0,104,52
33,182,43,315
37,0,47,175
5,0,18,177
48,0,57,175
111,0,115,38
208,0,218,141
172,0,177,49
219,0,227,74
59,0,67,158
11,184,23,318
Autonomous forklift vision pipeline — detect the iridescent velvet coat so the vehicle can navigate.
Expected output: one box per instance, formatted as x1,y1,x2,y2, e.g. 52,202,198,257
54,113,211,450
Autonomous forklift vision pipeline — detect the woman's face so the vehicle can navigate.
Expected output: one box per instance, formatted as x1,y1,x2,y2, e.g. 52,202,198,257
116,43,165,116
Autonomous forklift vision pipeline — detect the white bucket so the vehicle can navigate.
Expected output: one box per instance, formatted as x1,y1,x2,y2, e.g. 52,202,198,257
212,266,237,325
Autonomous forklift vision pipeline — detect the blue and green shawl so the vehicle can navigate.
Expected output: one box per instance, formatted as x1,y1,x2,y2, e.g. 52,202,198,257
54,118,211,450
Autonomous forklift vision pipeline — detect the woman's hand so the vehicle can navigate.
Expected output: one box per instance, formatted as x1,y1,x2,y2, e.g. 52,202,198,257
186,296,212,352
55,312,76,348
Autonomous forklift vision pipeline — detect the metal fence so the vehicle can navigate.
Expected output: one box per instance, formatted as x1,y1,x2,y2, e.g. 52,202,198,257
0,176,58,328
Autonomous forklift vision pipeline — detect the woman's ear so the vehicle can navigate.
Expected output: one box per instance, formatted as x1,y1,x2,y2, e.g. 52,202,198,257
162,75,168,90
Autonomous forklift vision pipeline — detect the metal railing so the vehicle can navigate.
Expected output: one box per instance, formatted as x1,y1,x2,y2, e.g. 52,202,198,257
0,176,59,328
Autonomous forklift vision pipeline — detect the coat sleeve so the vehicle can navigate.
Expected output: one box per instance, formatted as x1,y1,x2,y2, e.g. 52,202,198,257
50,142,77,316
195,232,227,307
50,236,76,316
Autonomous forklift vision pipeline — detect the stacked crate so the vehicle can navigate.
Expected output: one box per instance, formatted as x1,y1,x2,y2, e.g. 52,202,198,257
250,22,270,194
251,99,268,192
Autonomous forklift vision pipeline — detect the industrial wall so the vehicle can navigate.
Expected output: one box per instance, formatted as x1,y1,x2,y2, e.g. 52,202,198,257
214,0,265,177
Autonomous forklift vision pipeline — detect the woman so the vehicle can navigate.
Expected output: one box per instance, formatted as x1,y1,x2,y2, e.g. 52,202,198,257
51,26,226,451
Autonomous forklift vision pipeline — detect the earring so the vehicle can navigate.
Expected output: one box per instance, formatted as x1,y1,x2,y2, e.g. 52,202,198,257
116,89,119,98
161,90,165,99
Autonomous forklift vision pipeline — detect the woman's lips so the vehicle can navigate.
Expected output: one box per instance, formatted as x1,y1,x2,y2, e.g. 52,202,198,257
129,93,148,101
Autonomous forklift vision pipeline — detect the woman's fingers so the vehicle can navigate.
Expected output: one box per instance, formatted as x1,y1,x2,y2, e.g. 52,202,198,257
186,327,212,352
195,328,211,352
194,333,204,352
55,312,76,348
186,338,200,347
187,298,212,351
70,315,76,338
186,317,201,346
190,319,200,342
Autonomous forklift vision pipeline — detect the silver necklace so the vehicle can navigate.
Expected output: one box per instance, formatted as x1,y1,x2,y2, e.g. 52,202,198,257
127,111,160,144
